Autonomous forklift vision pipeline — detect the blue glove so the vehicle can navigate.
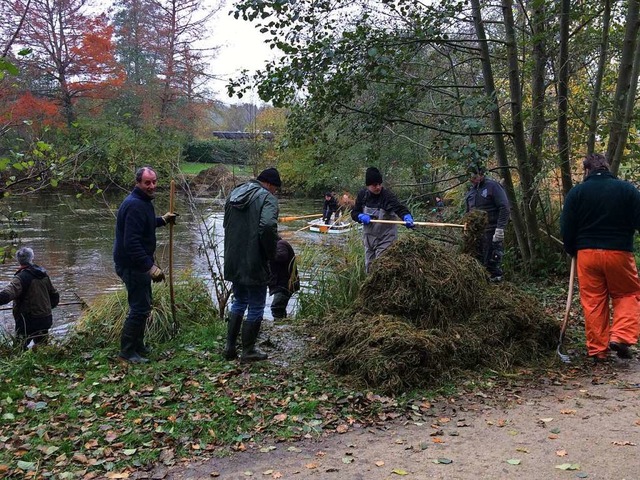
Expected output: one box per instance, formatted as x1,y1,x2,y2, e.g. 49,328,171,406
403,214,415,229
357,213,371,225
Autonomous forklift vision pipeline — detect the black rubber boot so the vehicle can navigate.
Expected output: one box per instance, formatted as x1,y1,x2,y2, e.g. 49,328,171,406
135,315,151,356
119,322,149,363
240,319,268,363
223,312,243,360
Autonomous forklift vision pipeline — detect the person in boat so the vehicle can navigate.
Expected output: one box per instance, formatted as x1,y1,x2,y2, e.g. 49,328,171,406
351,167,414,273
322,192,340,224
0,247,59,350
268,236,300,320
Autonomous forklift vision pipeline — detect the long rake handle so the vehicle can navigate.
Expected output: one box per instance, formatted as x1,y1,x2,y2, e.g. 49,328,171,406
279,214,323,222
369,219,466,229
559,257,576,341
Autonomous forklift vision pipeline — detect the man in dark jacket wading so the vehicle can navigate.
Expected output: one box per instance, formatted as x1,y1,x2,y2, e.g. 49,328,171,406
223,167,281,362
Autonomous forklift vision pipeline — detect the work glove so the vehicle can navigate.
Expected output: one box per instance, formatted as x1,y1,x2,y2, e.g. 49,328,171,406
492,228,505,243
148,265,165,283
162,212,178,226
403,214,415,229
357,213,371,225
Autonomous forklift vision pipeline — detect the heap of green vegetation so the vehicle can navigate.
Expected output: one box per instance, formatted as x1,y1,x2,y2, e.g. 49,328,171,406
311,235,559,393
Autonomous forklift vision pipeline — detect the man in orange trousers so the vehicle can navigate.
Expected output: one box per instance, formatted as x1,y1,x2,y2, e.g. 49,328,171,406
560,153,640,361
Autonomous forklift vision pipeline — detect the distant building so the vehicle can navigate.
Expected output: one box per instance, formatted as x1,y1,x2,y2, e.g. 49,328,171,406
211,131,274,141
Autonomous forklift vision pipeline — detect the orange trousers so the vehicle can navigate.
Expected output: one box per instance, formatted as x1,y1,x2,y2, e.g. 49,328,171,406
576,249,640,357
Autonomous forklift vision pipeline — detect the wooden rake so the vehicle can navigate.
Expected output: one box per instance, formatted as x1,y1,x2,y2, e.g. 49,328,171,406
557,257,576,363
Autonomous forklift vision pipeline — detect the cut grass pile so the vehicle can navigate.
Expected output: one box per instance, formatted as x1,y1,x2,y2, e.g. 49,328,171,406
313,234,560,393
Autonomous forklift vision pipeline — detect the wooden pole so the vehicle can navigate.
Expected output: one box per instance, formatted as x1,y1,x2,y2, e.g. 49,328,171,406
369,219,466,229
279,213,323,222
0,301,86,312
169,180,177,333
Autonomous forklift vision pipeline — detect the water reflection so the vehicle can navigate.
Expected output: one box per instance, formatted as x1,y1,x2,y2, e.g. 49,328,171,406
0,191,347,338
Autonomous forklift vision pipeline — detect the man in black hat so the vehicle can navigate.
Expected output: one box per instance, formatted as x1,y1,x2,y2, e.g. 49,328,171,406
464,162,510,282
223,167,281,362
351,167,414,272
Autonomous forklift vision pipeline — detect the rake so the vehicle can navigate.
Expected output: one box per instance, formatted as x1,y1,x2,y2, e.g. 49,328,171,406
557,257,576,363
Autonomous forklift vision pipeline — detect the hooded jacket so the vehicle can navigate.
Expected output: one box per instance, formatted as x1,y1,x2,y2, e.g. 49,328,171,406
224,180,279,286
0,264,59,320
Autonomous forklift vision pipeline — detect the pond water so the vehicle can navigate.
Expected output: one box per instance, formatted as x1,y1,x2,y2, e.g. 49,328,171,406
0,190,353,339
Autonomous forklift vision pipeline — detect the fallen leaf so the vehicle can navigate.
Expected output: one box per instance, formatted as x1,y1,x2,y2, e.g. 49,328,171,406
272,473,282,479
392,469,409,475
540,418,554,423
548,434,559,440
506,459,521,465
438,417,451,423
433,458,453,464
259,446,276,453
560,409,576,415
556,450,567,457
305,462,319,469
273,414,287,422
555,463,580,470
287,447,302,453
105,474,129,479
432,437,444,443
516,447,529,453
122,449,137,456
210,472,220,477
342,457,354,464
336,424,348,434
374,461,385,467
262,470,273,475
611,441,636,446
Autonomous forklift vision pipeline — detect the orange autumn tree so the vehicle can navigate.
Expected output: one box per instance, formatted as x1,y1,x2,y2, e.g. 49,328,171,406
10,0,124,127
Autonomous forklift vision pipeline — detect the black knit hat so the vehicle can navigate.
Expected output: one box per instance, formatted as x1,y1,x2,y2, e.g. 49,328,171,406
365,167,383,186
257,167,282,187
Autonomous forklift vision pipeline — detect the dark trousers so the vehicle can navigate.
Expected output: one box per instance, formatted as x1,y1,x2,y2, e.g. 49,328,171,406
479,229,504,278
14,314,52,349
271,290,292,319
116,266,152,340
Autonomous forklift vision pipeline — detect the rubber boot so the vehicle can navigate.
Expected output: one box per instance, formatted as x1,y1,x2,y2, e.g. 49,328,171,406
136,315,151,356
223,312,243,360
240,319,268,363
119,323,149,363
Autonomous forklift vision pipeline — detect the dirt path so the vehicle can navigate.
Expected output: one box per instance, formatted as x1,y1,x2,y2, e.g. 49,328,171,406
149,357,640,480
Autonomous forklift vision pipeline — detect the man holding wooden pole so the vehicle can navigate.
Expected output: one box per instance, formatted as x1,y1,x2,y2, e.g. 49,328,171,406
351,167,414,273
113,167,177,363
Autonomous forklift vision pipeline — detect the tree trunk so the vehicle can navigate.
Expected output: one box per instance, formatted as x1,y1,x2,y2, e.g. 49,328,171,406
606,0,640,174
586,0,611,156
557,0,572,196
470,0,531,265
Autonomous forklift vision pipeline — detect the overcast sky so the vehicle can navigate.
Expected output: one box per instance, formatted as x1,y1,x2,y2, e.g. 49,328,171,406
208,2,276,104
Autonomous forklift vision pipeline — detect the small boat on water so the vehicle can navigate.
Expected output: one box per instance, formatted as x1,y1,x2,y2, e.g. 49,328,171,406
307,218,358,234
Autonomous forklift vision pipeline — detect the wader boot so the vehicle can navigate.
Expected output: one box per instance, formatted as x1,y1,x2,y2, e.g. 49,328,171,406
240,319,268,363
223,312,243,360
118,321,149,363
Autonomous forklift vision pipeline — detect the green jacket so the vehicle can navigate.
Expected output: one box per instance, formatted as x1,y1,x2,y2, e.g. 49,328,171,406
223,180,279,286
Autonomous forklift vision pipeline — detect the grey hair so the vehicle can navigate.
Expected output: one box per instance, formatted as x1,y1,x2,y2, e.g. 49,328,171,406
135,166,156,183
583,153,610,172
16,247,34,266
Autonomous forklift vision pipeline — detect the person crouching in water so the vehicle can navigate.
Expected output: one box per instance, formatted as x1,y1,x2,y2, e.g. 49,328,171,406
322,192,339,224
0,247,59,350
351,167,414,273
268,237,300,320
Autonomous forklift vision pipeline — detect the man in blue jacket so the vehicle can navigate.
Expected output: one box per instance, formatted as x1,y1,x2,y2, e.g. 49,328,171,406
113,167,177,363
464,162,510,282
223,167,280,362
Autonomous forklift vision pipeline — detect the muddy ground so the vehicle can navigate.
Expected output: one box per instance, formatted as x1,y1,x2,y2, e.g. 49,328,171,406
142,321,640,480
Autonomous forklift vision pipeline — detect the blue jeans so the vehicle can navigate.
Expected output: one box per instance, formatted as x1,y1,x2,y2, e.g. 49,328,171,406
230,284,267,323
116,266,152,327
